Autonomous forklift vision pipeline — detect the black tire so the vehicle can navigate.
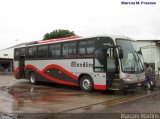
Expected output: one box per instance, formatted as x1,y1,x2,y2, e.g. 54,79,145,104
80,75,94,92
29,72,37,85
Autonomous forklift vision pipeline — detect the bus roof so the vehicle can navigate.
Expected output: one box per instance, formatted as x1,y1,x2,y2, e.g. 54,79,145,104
15,35,135,48
37,35,133,44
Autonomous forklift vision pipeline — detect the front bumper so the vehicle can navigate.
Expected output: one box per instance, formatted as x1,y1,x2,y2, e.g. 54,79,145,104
124,81,145,89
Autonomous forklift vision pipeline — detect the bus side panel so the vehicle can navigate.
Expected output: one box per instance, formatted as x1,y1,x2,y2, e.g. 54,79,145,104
76,72,107,90
24,59,107,90
25,68,52,82
73,59,107,90
25,66,78,84
15,59,107,90
92,73,107,90
24,60,79,86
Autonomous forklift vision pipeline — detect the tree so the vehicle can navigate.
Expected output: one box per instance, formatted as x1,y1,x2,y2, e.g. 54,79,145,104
43,29,76,40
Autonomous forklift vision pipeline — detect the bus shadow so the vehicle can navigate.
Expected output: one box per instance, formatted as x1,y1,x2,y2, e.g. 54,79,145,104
34,81,118,95
37,81,81,91
22,81,145,96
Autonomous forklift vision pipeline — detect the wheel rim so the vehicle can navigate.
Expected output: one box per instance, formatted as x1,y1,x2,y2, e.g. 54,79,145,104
30,74,36,83
82,79,91,90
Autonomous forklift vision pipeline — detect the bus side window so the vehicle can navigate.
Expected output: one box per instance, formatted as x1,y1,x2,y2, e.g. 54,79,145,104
28,47,33,58
37,45,48,58
49,44,61,58
68,42,76,56
86,40,95,56
62,43,69,57
62,42,76,58
107,48,116,73
94,50,105,72
28,46,37,59
78,39,95,58
49,45,55,57
78,41,86,56
20,48,25,56
15,49,20,60
54,44,61,57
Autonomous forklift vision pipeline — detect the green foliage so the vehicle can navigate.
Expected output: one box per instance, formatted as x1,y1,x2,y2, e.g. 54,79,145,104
43,29,76,40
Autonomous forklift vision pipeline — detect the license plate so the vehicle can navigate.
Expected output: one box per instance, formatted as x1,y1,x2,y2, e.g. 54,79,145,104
137,83,141,86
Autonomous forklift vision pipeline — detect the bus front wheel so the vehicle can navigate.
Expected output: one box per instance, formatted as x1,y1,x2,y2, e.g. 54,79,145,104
29,72,37,85
80,76,94,92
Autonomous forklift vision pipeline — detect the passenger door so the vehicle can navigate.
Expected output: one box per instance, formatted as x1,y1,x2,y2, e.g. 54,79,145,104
18,55,25,79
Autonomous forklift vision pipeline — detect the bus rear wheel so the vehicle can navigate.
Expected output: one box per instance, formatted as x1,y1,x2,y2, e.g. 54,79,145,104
80,76,94,92
29,72,37,85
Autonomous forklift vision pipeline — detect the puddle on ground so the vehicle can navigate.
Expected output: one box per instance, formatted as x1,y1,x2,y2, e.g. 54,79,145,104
0,81,88,112
8,85,85,103
1,87,89,113
0,86,12,92
0,81,151,106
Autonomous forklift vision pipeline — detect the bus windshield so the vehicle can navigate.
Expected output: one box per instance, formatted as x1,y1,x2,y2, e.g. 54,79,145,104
116,39,144,73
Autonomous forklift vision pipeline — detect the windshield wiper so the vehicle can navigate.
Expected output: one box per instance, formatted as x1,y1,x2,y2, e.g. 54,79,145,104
131,51,141,73
134,51,144,71
132,51,144,73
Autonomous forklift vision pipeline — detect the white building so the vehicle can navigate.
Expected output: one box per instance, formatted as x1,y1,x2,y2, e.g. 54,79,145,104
137,40,160,74
0,42,36,74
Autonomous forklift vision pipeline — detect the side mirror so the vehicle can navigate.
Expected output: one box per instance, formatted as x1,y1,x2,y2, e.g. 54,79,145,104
113,48,123,59
119,48,123,59
113,48,118,58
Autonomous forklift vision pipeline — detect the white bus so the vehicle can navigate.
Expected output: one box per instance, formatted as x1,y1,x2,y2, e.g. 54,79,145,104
14,36,145,92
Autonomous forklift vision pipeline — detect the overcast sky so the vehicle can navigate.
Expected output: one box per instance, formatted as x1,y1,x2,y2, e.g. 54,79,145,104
0,0,160,50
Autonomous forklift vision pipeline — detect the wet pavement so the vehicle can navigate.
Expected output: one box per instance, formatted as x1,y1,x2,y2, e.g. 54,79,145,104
0,75,160,119
0,75,125,113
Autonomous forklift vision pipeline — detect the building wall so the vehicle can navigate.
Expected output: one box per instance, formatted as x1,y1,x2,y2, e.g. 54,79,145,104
0,43,26,59
138,41,160,74
0,48,14,59
0,44,26,73
0,59,13,73
0,48,14,73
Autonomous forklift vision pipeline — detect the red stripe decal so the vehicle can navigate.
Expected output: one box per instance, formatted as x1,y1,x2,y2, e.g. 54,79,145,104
42,64,78,80
38,36,81,44
14,67,19,77
25,65,78,86
94,85,107,90
14,65,107,90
